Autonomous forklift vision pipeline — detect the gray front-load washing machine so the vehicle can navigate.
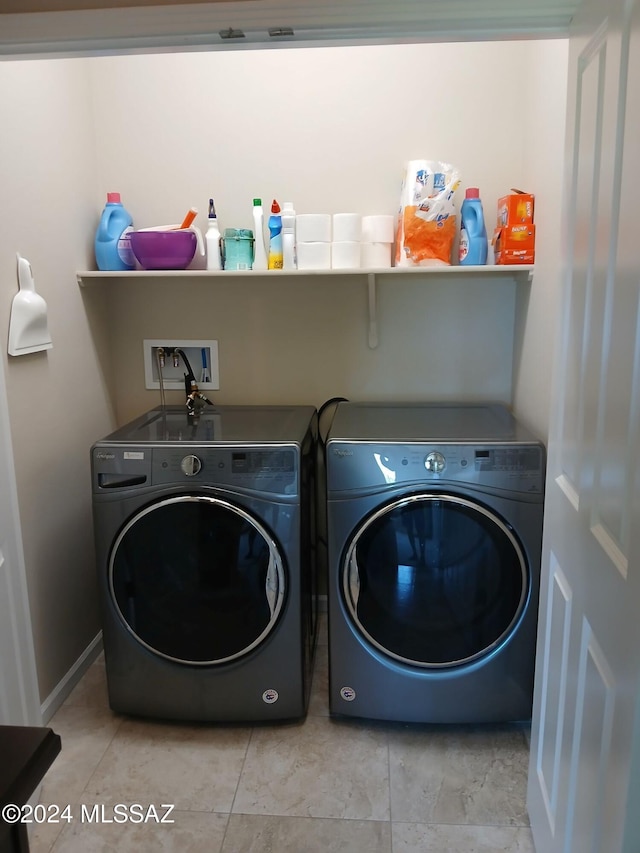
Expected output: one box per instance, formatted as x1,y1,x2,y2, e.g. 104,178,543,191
91,404,317,723
325,402,545,723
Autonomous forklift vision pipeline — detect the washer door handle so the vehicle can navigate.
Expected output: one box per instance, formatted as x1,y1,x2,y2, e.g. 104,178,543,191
265,551,281,618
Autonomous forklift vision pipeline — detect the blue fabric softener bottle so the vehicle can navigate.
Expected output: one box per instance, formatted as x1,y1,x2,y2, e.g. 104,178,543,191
94,192,135,271
458,187,488,265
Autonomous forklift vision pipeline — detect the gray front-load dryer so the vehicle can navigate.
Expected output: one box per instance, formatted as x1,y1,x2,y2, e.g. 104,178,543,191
91,404,317,723
325,402,545,723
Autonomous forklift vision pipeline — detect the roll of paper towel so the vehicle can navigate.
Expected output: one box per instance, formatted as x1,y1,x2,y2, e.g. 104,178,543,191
362,214,395,244
332,213,361,243
296,214,331,243
297,241,331,270
395,159,460,266
361,242,392,269
331,241,361,270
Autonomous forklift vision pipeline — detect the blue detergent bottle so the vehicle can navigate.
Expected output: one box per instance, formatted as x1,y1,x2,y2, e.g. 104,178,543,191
458,187,488,265
94,192,135,271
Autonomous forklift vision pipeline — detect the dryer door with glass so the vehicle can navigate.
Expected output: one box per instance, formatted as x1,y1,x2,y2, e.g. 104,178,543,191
342,493,528,668
109,494,285,665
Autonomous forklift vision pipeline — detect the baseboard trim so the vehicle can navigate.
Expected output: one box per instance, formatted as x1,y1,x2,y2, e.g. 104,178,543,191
40,631,103,724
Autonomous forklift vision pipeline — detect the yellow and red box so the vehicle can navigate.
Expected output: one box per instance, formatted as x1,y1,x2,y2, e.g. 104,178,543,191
497,190,535,227
493,223,536,265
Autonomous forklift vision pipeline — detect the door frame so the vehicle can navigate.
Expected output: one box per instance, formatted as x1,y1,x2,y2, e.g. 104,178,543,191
0,351,41,726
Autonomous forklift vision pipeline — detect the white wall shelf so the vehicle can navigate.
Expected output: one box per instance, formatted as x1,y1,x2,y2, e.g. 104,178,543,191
76,265,534,349
76,265,533,285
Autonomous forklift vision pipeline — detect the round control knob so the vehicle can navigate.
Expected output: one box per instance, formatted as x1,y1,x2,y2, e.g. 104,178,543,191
180,454,202,477
425,451,446,474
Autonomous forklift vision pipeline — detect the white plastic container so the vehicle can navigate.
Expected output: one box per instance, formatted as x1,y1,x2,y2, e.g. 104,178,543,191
205,198,222,271
332,213,361,243
296,213,331,243
296,242,331,270
362,214,395,244
362,242,392,268
252,198,268,270
281,202,296,270
331,241,361,269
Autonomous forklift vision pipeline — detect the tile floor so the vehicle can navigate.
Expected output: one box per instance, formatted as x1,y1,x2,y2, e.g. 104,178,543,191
31,616,535,852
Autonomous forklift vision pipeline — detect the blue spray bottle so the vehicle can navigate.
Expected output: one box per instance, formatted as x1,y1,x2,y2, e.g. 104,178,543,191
268,199,283,270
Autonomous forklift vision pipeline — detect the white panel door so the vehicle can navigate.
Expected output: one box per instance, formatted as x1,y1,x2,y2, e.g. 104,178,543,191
0,353,41,726
528,0,640,850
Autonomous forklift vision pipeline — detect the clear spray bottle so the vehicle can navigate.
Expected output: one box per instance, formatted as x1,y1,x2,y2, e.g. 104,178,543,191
205,198,222,270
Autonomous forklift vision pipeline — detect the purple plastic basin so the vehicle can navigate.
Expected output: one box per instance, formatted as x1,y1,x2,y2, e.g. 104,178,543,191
130,230,197,270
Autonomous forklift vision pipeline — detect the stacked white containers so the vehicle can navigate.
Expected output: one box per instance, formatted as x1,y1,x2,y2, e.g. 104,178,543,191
361,215,395,268
331,213,361,269
294,211,396,270
296,214,332,270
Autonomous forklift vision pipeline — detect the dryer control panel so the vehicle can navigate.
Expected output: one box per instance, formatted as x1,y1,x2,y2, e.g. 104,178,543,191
473,447,541,473
327,441,545,497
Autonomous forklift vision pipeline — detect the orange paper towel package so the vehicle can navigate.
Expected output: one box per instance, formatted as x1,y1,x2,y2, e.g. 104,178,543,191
395,160,461,266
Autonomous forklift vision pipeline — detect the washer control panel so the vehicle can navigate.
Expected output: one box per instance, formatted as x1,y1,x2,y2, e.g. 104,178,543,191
92,445,298,495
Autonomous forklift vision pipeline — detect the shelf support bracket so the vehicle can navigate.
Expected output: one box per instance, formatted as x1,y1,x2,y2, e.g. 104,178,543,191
367,273,378,349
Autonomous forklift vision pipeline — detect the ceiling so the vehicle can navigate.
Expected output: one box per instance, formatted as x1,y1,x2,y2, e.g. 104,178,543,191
0,0,580,58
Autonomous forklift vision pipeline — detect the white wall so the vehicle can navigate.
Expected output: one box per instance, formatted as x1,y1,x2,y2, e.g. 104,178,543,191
513,38,569,439
0,39,568,704
86,42,557,423
0,58,116,703
89,43,527,238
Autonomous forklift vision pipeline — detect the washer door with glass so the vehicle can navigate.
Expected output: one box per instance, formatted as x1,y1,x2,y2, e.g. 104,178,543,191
109,495,285,665
342,494,528,668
